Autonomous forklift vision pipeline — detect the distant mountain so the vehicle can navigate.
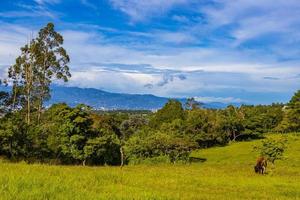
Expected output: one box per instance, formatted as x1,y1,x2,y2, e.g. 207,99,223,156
0,85,241,110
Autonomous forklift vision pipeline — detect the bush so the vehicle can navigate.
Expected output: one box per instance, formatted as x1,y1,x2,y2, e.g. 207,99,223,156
125,131,198,164
254,136,287,164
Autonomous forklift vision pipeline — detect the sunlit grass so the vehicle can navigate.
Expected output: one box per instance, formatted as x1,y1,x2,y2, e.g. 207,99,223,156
1,133,299,199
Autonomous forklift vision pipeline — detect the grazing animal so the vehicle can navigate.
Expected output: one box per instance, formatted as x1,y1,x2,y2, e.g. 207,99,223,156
254,157,267,174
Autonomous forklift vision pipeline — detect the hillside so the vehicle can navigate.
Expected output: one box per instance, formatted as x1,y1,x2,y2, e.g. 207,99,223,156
1,134,299,200
0,85,240,110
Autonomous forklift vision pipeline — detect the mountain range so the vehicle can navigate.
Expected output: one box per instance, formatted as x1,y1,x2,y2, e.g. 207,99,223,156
0,85,241,110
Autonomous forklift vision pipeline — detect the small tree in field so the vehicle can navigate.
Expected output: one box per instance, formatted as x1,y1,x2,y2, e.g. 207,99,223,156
255,137,287,164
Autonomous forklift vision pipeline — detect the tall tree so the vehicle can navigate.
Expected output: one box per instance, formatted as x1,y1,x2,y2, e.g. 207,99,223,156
34,23,71,122
6,23,71,124
7,41,36,124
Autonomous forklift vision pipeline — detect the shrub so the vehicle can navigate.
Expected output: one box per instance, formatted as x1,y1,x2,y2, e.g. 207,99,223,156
254,137,287,164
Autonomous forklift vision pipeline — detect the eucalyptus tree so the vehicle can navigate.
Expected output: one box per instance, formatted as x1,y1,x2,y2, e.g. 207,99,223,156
6,23,71,124
7,40,37,124
34,23,71,122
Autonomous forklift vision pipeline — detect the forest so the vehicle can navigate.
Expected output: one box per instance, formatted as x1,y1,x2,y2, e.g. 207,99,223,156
0,23,299,167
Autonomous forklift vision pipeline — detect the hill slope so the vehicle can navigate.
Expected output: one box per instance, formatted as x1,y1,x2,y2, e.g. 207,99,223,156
0,85,239,110
0,134,299,199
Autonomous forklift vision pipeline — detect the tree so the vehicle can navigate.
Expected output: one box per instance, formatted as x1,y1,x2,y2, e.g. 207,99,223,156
41,104,94,165
0,113,29,159
150,99,185,128
6,22,71,124
240,104,283,136
0,91,9,115
276,90,300,132
185,97,201,110
223,105,245,141
119,115,148,166
7,41,36,124
254,137,287,164
185,109,228,147
34,23,71,122
125,130,198,164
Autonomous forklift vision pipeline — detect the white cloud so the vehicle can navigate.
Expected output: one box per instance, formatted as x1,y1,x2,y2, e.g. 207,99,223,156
155,31,197,45
202,0,300,45
109,0,190,22
34,0,61,5
172,15,190,23
194,96,244,103
0,0,300,102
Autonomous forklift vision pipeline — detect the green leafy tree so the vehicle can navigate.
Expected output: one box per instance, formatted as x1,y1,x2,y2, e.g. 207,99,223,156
119,115,148,166
223,105,245,141
255,137,287,164
0,113,29,159
125,130,198,164
185,109,227,147
41,104,93,165
276,90,300,132
150,99,185,128
6,23,71,124
34,23,71,122
240,104,283,136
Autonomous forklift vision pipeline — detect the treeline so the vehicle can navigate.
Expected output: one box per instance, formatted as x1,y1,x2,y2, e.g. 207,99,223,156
0,23,299,166
0,95,299,165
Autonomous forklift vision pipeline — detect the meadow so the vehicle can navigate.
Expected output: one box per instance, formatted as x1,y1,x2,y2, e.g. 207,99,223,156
1,134,299,200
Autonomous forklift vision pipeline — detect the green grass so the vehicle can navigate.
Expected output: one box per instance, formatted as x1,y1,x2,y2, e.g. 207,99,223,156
1,134,300,200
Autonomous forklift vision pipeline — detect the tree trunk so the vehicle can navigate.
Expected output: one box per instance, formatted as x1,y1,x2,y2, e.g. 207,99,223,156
38,52,47,124
9,139,13,159
12,85,17,110
27,87,30,125
82,160,86,166
25,64,31,125
232,131,236,141
37,99,42,124
120,146,124,168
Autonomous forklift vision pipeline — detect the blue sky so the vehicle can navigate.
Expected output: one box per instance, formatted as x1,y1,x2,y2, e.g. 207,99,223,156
0,0,300,104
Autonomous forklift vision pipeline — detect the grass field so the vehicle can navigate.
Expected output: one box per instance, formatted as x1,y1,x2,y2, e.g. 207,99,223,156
1,134,300,200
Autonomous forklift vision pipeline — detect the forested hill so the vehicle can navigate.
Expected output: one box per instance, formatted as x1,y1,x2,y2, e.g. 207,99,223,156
0,85,240,110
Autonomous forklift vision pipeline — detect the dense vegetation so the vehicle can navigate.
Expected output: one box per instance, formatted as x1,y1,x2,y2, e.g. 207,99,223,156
0,23,299,166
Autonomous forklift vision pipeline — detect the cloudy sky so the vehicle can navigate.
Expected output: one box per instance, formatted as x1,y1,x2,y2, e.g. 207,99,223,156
0,0,300,104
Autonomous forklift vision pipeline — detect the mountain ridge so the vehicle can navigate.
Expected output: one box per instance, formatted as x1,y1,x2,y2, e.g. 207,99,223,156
0,85,241,110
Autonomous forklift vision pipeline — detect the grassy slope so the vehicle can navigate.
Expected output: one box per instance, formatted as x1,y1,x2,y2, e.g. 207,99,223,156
0,134,300,200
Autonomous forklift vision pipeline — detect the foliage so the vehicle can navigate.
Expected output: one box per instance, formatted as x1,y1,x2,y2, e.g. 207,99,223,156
185,109,228,147
149,99,185,128
276,90,300,132
125,130,198,164
254,137,288,164
5,22,70,124
0,113,29,159
0,91,9,115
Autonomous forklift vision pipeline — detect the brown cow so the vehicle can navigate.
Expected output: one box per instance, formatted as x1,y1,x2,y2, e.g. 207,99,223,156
254,157,267,174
